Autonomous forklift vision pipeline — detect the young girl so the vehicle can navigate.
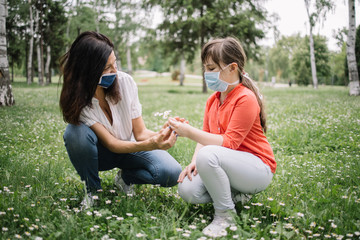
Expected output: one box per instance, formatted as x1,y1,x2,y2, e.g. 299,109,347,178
169,37,276,237
59,31,182,208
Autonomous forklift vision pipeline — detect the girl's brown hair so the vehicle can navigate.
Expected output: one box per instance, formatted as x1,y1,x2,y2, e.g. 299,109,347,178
59,31,120,125
201,37,267,133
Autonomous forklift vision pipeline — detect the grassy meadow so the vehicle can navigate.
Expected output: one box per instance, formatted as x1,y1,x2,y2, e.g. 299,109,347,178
0,79,359,240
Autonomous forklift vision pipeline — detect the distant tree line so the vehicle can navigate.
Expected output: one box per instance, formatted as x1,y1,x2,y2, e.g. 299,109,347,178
4,0,360,91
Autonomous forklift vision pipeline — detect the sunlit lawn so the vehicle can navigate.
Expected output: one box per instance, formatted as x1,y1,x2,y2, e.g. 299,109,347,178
0,79,359,239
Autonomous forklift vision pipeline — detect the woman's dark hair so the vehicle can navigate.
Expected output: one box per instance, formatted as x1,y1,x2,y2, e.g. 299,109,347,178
59,31,120,125
201,37,267,133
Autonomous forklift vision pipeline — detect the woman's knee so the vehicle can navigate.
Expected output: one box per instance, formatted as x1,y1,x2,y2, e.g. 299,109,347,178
63,124,98,151
151,150,182,187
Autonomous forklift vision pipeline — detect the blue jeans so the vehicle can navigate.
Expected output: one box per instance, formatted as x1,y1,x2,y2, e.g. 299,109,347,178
63,124,182,192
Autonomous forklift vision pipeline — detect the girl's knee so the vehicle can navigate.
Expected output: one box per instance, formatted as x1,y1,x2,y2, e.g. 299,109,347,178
178,180,200,204
196,145,220,170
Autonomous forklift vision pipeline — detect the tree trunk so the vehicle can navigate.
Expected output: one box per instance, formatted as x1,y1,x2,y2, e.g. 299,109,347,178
179,53,185,86
126,43,132,75
305,0,318,89
35,9,43,85
200,3,207,93
27,0,34,84
45,45,51,84
347,0,360,96
0,0,15,106
115,49,122,71
308,28,318,89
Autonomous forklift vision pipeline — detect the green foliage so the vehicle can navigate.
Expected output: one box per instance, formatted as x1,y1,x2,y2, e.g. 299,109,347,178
144,0,267,66
291,35,331,86
1,82,359,239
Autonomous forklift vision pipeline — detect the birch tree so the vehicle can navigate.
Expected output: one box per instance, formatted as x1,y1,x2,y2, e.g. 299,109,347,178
304,0,334,89
27,0,34,84
347,0,360,96
0,0,15,106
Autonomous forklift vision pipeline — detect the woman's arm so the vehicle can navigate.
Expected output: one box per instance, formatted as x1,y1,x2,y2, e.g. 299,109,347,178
90,122,176,153
168,117,223,146
132,116,157,141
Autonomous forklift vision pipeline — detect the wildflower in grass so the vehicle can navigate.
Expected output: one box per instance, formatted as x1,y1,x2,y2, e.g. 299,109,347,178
2,227,8,231
136,233,146,237
310,222,316,227
346,233,353,237
25,185,31,188
29,227,34,231
176,228,183,232
244,206,250,209
109,189,116,193
150,216,157,220
341,195,348,199
92,195,99,200
24,217,29,221
229,226,237,231
126,213,133,217
116,217,124,221
182,233,190,237
15,234,22,239
267,197,274,201
31,203,35,207
201,220,206,223
355,231,360,236
105,200,111,204
297,212,304,217
25,232,31,236
189,225,197,229
0,211,6,215
34,237,43,240
60,198,67,202
331,222,337,228
7,207,14,211
270,230,277,235
93,225,100,229
86,211,92,216
313,234,320,237
279,202,285,206
233,235,239,239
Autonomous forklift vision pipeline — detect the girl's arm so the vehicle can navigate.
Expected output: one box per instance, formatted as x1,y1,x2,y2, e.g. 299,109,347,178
168,118,223,146
90,122,176,153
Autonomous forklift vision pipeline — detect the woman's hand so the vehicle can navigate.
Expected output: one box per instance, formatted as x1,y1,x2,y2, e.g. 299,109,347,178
168,117,191,137
177,162,198,183
150,126,177,150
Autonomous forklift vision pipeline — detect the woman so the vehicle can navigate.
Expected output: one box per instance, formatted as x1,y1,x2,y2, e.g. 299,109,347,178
59,31,182,208
169,37,276,237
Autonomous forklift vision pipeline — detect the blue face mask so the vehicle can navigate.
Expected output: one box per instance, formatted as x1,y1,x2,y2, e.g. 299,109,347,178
204,64,239,92
98,73,117,88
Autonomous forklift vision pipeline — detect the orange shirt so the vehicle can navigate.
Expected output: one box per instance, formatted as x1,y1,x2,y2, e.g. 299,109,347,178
203,84,276,173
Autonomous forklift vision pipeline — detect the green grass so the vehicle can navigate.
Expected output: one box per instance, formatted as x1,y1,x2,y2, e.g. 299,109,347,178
0,82,359,239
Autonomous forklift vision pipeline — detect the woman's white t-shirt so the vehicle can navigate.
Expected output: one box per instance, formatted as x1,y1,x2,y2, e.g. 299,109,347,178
79,71,142,141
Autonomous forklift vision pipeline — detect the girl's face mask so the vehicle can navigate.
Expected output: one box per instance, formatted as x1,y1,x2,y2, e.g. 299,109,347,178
98,73,117,88
204,64,239,92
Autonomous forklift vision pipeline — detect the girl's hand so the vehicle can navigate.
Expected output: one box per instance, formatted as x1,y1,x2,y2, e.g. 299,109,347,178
177,162,197,183
162,116,188,129
151,126,177,150
168,117,191,137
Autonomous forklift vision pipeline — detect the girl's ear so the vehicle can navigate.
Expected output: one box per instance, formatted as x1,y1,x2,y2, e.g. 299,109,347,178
230,63,238,72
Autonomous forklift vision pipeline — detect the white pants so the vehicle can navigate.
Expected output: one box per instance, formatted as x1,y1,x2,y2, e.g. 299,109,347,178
178,145,273,211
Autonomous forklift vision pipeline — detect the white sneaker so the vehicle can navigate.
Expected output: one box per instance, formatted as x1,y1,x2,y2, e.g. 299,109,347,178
114,170,135,195
80,193,95,210
232,192,252,205
202,212,235,238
